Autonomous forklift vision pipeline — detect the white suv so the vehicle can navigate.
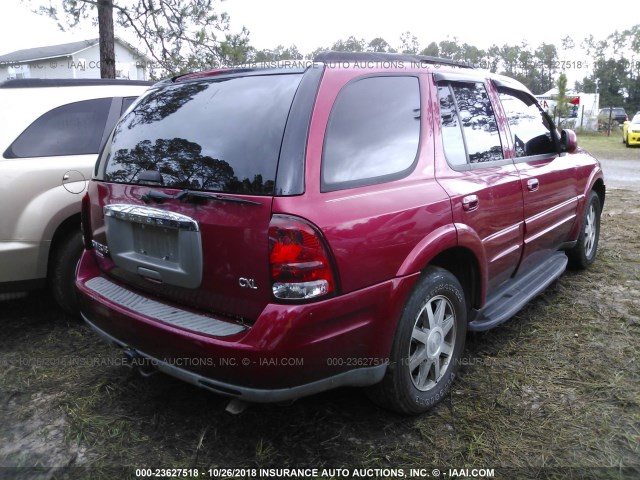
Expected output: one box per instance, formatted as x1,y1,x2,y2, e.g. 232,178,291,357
0,78,151,313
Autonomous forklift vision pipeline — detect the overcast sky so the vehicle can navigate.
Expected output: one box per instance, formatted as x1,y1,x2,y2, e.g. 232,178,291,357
0,0,632,60
223,0,631,54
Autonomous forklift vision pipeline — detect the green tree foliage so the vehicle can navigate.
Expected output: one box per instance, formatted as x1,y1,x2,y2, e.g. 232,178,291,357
307,36,396,59
420,42,439,57
555,72,570,125
535,43,559,93
577,26,640,112
30,0,251,77
485,45,501,73
561,36,575,51
253,45,303,62
578,58,633,108
438,38,461,59
368,37,395,53
399,31,420,54
492,41,558,94
330,36,366,52
500,44,520,76
460,43,484,66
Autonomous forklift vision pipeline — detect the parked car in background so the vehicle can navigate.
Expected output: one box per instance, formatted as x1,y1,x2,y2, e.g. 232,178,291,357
598,107,628,129
76,52,605,414
623,113,640,147
0,78,151,313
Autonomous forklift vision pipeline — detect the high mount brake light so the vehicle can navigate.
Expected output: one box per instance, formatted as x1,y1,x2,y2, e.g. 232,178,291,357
269,215,336,301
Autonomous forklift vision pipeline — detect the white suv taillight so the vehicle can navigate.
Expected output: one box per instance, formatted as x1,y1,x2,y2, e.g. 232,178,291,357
269,215,336,301
81,193,93,249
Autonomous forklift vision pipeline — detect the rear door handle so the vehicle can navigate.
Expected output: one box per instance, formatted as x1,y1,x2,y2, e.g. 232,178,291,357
462,194,479,212
527,178,539,192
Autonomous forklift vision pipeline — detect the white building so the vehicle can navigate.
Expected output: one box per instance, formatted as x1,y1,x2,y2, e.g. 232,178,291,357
535,88,600,131
0,38,153,81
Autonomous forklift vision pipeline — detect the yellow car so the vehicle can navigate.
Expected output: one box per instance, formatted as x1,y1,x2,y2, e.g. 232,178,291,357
623,113,640,147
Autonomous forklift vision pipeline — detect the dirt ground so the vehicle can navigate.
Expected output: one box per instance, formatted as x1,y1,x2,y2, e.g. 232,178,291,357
1,185,638,479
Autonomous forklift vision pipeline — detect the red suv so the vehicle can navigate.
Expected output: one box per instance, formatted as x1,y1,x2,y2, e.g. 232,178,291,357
76,52,605,414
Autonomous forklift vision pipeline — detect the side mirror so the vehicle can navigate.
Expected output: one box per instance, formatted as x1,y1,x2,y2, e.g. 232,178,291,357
560,129,577,154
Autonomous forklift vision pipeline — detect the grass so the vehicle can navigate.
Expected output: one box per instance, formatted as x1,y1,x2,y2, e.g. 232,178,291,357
1,196,638,478
577,130,640,160
0,145,638,478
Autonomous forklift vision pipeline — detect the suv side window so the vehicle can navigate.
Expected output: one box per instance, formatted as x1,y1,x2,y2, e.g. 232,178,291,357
437,84,466,166
498,91,556,157
4,98,112,158
437,81,503,166
322,76,420,191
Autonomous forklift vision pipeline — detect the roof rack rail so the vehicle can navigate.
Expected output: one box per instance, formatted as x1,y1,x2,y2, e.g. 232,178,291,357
170,63,310,83
312,51,475,69
0,78,153,89
171,67,256,83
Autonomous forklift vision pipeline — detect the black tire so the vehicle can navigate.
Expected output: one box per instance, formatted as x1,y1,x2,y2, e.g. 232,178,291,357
367,267,467,414
567,191,601,269
49,229,83,316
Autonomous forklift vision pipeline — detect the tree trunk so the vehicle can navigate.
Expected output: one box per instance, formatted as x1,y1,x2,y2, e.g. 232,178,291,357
98,0,116,79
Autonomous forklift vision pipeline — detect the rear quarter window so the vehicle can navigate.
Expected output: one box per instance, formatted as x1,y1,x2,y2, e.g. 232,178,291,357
4,98,112,158
321,75,421,192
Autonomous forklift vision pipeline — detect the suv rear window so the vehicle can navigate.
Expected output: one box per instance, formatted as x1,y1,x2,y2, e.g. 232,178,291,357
102,73,303,195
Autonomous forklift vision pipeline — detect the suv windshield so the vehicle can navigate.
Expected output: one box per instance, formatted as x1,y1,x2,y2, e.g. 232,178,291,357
102,73,303,195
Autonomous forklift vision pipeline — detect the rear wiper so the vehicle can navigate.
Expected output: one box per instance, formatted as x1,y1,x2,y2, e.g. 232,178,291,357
141,189,262,206
141,190,173,202
177,190,262,205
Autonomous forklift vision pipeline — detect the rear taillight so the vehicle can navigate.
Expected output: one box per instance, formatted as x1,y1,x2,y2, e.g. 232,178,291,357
269,215,336,301
81,193,93,249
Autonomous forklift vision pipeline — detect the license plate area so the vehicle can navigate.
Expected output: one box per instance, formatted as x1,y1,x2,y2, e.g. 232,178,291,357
104,204,203,289
132,223,179,263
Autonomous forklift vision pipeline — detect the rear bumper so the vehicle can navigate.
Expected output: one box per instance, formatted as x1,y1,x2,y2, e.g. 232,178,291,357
0,240,47,284
76,251,418,400
84,315,386,402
